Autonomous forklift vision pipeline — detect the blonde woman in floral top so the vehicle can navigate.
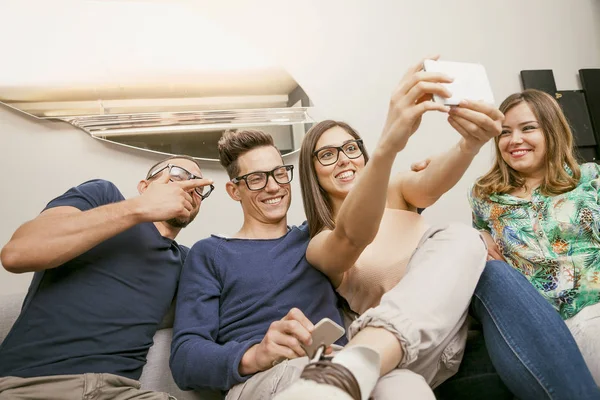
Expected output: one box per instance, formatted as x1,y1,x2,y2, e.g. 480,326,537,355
469,89,600,384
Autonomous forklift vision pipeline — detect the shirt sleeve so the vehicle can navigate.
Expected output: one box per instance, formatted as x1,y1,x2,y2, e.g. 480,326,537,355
169,239,261,391
468,184,491,232
581,162,600,199
44,179,123,212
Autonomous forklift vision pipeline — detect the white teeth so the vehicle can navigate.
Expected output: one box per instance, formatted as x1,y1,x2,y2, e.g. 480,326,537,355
337,171,354,179
264,197,282,205
511,150,530,156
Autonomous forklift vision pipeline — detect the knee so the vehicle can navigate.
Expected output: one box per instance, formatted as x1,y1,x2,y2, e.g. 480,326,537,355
374,369,435,400
444,223,487,269
446,224,486,252
478,260,520,286
475,260,525,300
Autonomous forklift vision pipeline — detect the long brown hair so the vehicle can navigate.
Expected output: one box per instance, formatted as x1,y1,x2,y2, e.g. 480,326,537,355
299,120,369,238
473,89,580,198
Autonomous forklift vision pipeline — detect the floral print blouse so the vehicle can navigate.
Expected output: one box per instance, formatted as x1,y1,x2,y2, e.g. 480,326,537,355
469,163,600,319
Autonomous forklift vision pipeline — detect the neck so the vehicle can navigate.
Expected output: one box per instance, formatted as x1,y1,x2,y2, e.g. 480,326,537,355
235,217,289,239
154,221,181,240
330,194,345,221
522,170,545,190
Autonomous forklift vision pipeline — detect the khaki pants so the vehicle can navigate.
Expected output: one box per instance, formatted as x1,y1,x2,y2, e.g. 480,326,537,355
349,224,487,388
227,224,486,399
0,373,176,400
565,301,600,386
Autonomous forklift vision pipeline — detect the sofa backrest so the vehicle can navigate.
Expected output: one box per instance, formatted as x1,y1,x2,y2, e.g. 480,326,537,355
0,292,221,400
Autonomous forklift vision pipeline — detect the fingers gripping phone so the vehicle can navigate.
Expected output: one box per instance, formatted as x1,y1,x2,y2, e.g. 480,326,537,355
302,318,346,359
423,59,495,106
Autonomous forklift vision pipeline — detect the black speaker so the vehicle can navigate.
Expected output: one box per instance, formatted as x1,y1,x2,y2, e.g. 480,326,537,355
575,146,598,163
555,90,596,147
520,70,557,95
580,69,600,144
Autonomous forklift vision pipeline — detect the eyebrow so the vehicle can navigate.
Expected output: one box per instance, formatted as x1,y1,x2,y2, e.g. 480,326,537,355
314,139,358,153
242,164,285,176
501,120,538,128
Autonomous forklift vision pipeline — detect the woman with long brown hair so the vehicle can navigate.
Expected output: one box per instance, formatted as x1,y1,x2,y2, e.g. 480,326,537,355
275,70,600,399
470,89,600,384
276,57,504,399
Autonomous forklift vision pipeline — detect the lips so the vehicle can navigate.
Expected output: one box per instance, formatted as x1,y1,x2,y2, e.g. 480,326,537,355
335,170,355,180
262,196,283,205
509,149,532,157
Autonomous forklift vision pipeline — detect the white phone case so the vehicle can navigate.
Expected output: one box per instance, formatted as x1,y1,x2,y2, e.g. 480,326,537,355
423,60,495,106
302,318,345,359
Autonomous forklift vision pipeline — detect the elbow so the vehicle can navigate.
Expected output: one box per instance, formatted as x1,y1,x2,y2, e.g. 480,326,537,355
0,243,27,274
410,194,442,210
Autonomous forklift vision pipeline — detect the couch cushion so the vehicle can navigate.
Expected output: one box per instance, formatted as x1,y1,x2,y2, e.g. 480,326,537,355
0,292,26,344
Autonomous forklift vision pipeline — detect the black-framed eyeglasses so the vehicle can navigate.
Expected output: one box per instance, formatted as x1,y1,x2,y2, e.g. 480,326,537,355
231,165,294,191
147,164,215,200
313,139,364,166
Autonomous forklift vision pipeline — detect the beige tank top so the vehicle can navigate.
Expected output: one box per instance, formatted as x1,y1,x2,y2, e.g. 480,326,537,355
336,208,430,315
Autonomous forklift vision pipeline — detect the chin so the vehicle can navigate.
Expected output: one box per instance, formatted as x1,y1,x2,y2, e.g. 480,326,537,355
166,209,199,229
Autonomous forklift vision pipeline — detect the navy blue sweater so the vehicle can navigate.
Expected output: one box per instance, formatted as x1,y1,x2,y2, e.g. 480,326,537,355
169,223,345,391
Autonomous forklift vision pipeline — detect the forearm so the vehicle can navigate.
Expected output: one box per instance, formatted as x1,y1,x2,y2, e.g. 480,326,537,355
1,199,145,273
403,139,478,207
335,146,396,247
170,337,259,391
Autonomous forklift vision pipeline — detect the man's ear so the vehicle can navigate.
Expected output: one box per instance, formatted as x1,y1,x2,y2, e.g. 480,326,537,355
225,181,242,202
137,180,149,195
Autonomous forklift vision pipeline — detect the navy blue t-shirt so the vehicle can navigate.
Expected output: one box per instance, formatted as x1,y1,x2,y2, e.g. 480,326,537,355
169,224,346,392
0,180,188,380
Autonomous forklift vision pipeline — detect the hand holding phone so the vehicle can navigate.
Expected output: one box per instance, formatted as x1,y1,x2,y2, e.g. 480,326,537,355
301,318,345,359
423,60,495,106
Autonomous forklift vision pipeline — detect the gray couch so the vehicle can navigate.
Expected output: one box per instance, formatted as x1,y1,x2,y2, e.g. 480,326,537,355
0,292,222,400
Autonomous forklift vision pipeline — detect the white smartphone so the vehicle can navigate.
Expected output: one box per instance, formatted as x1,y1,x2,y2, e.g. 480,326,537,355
423,59,495,106
302,318,346,359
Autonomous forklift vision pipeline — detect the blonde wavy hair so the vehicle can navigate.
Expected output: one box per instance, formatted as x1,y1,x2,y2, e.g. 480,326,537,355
473,89,580,198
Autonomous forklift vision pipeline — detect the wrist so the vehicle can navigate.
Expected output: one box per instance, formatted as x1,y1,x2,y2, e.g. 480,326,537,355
124,197,149,224
239,344,260,376
457,139,481,156
372,142,401,162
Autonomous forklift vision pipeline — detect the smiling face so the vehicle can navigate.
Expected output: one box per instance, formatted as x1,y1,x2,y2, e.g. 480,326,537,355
498,102,547,179
228,145,291,226
313,126,366,202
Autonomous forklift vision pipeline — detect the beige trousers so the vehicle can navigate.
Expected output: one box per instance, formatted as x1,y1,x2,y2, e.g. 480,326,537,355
0,373,176,400
565,301,600,386
227,224,487,399
348,223,487,388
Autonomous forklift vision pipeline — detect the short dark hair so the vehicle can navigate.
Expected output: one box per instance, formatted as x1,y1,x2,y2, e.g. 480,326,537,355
217,129,277,179
146,155,203,179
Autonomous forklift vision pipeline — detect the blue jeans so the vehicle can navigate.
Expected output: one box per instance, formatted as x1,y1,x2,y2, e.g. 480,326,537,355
436,260,600,400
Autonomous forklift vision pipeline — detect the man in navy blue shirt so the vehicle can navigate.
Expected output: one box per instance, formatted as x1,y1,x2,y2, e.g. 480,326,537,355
170,130,346,397
0,155,213,400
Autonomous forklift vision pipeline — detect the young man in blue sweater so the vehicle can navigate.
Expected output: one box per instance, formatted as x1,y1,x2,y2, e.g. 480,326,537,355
0,156,214,400
169,130,349,397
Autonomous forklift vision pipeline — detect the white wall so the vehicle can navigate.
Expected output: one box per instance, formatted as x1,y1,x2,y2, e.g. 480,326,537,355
1,0,599,295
